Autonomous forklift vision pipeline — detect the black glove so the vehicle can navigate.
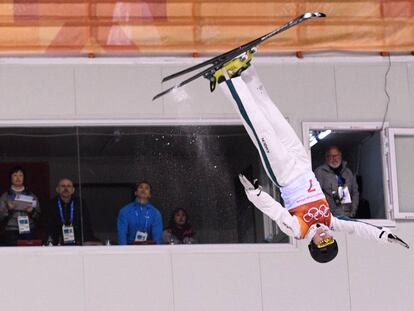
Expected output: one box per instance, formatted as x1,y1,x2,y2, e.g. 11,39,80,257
388,233,409,249
380,229,410,249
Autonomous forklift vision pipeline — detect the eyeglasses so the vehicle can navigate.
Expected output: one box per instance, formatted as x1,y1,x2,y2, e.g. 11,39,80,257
317,237,335,249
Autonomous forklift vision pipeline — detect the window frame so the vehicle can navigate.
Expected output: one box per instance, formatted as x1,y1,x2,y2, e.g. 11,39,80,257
388,128,414,220
302,121,396,227
0,118,296,250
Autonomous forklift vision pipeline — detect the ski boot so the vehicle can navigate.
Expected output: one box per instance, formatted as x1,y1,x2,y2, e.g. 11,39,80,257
207,48,256,92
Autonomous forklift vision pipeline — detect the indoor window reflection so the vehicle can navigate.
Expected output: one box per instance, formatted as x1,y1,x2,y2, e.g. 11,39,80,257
77,126,287,244
0,128,82,246
0,126,289,246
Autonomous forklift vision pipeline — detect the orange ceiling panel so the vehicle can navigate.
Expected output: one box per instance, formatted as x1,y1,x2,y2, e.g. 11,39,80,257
0,0,412,55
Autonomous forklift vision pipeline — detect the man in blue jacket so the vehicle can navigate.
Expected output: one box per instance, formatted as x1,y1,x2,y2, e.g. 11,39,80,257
117,181,163,245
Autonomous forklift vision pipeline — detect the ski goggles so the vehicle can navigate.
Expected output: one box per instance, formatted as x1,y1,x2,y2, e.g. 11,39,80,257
317,237,335,249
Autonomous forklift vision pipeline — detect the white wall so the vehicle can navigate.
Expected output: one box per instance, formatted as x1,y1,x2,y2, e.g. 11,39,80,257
0,56,413,311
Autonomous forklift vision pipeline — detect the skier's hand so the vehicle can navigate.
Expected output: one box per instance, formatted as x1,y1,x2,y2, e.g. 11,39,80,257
380,228,409,249
238,174,262,195
239,174,254,191
388,233,409,249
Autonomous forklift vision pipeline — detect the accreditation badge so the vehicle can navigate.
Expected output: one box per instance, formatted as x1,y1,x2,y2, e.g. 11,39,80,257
17,215,30,234
62,225,75,244
135,230,148,242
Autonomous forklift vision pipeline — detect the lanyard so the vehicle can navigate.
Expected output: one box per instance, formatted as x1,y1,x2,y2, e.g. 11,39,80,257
58,199,74,225
135,204,150,233
336,175,345,186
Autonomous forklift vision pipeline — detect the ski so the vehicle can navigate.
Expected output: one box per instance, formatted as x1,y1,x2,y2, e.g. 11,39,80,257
153,12,325,101
153,65,218,101
162,12,325,84
152,49,256,101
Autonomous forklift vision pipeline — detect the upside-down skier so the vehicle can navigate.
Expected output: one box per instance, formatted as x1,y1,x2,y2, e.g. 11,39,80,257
154,12,409,263
214,58,409,263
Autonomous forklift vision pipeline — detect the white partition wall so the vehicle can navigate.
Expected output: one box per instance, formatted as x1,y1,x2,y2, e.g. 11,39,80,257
389,128,414,219
0,56,413,311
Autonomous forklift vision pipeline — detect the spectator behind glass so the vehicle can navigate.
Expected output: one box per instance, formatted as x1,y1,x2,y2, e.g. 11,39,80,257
43,178,95,246
117,181,163,245
0,167,41,246
315,146,359,218
163,208,197,244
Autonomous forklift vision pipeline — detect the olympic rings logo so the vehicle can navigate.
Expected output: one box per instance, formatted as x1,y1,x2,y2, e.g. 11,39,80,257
303,204,330,223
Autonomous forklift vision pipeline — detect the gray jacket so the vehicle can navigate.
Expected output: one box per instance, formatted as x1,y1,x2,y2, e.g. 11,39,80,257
0,189,41,231
314,162,359,217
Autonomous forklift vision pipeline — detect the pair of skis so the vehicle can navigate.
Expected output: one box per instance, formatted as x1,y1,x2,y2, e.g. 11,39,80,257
152,12,326,101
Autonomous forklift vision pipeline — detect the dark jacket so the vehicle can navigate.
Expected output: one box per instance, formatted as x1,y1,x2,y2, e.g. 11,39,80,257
163,228,197,244
43,196,94,245
314,162,359,217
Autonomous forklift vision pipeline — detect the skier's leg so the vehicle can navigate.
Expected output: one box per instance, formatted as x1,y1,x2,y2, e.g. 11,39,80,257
240,66,310,168
238,122,281,187
220,76,303,187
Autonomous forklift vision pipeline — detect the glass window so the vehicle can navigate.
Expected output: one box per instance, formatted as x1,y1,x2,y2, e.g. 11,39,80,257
0,127,80,246
303,123,390,221
77,125,287,244
388,129,414,219
0,125,289,246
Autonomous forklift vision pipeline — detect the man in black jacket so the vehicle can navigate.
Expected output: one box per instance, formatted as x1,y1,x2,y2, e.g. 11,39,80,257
43,178,94,245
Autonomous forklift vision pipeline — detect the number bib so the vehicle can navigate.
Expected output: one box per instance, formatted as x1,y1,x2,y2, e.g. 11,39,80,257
281,172,326,210
290,198,332,239
17,215,30,234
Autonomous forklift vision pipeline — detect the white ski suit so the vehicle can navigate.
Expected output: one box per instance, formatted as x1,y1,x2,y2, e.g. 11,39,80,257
220,66,393,244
